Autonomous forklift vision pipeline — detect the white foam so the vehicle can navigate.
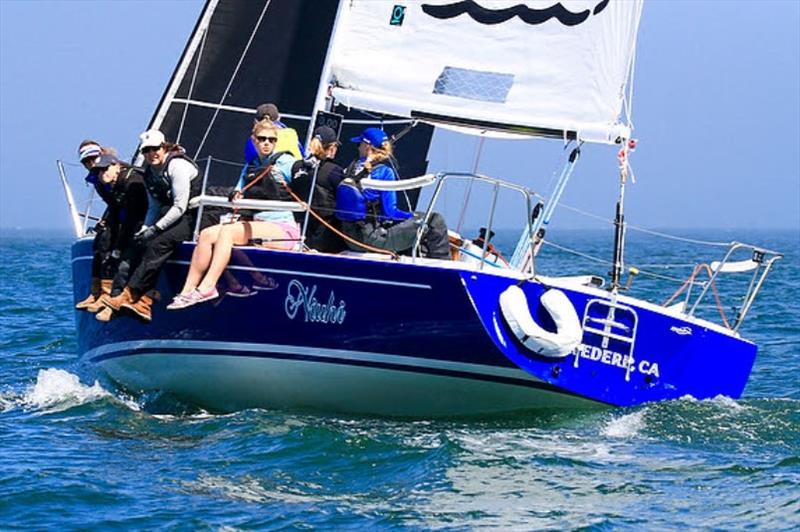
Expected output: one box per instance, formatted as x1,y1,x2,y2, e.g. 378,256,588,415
707,394,745,411
22,368,112,413
602,410,645,438
0,391,19,412
678,394,746,411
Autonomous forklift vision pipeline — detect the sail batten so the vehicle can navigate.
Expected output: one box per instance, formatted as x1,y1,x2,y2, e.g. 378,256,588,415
329,0,643,143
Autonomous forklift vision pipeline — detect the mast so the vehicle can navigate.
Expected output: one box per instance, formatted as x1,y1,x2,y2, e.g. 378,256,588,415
610,168,627,290
611,141,633,291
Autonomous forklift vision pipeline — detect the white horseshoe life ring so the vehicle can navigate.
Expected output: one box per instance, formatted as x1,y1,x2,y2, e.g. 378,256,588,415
499,286,582,358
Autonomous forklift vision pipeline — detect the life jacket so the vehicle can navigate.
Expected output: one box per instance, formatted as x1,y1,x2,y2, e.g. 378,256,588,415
335,160,383,222
109,166,142,208
276,128,302,159
290,158,340,211
242,151,293,202
143,149,200,207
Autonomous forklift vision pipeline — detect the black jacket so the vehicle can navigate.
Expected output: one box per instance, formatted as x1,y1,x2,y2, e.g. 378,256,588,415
105,166,148,251
290,157,347,252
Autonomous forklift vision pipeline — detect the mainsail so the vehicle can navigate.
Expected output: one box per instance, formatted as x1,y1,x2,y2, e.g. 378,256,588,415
330,0,643,143
146,0,434,195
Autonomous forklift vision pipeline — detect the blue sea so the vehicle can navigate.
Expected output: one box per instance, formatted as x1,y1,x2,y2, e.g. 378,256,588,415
1,228,798,529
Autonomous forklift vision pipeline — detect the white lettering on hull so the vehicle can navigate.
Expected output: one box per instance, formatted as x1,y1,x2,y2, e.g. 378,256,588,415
572,343,660,379
284,279,347,324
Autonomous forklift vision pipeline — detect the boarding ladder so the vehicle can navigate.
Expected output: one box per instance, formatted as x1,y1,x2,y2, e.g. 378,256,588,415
577,298,639,381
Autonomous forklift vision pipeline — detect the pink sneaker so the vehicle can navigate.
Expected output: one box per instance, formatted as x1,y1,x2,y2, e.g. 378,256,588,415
166,288,219,310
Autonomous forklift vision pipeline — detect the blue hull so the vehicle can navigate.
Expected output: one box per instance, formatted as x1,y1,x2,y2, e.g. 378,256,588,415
72,238,757,415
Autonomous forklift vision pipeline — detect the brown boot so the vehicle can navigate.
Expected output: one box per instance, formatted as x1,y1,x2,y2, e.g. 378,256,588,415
75,278,101,310
85,279,114,313
95,306,115,322
105,286,135,312
121,293,153,323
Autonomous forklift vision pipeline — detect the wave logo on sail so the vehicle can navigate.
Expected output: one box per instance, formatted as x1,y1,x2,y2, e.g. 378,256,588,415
421,0,609,27
284,280,347,325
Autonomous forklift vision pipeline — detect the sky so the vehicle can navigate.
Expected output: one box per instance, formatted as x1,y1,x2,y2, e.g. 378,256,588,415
0,0,798,233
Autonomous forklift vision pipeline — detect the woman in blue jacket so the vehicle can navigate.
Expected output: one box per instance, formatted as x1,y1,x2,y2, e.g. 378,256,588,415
338,128,449,259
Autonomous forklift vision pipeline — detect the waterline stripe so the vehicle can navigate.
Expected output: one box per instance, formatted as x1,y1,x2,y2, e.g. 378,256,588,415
82,341,604,401
85,340,536,383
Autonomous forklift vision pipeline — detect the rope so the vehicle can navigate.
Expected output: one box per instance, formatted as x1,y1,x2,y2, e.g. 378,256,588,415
229,164,274,218
278,179,399,259
663,264,731,328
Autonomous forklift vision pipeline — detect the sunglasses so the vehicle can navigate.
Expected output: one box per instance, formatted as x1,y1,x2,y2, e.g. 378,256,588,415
141,146,160,154
255,136,278,144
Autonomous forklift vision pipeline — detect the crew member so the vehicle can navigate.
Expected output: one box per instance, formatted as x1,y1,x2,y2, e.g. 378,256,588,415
243,103,303,162
87,153,148,322
290,126,346,252
337,127,450,259
104,130,200,322
74,141,127,311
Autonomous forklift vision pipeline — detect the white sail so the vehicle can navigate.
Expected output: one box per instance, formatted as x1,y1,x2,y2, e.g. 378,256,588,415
330,0,643,143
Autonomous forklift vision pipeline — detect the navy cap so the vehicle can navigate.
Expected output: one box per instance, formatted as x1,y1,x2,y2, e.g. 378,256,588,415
313,126,339,146
350,127,388,147
93,153,120,169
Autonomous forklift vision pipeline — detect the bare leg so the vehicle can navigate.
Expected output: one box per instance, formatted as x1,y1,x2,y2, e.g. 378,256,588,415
180,225,222,294
196,221,291,292
196,222,252,293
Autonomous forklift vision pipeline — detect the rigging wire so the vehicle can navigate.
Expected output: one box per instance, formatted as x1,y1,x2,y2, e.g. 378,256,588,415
540,240,704,286
554,201,731,247
193,0,273,159
176,27,208,145
455,135,486,232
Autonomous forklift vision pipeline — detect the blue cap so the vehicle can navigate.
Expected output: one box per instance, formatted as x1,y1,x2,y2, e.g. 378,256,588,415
350,127,388,147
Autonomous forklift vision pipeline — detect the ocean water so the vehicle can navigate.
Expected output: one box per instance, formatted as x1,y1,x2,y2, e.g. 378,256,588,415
1,228,798,529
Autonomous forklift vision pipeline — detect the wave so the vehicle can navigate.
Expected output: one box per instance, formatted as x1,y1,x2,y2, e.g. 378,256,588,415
0,368,140,414
23,368,115,413
602,410,646,438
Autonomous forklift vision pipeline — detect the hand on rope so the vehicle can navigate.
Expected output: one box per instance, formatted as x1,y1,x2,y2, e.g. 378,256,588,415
228,165,273,217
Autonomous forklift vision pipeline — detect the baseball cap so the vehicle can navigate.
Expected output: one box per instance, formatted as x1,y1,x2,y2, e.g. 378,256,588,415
139,129,166,149
256,103,280,122
93,153,120,169
313,126,339,146
350,127,388,147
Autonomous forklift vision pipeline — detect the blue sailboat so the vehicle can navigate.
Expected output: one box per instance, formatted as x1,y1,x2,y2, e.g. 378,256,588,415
63,0,782,415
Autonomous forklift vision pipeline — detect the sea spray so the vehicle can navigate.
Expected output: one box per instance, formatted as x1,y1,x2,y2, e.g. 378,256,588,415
22,368,111,413
602,410,646,438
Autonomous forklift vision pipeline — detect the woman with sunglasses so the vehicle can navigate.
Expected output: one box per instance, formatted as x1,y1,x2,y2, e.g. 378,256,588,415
166,120,298,309
104,130,200,322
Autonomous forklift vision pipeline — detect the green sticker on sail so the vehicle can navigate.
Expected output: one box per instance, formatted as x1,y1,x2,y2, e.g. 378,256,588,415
390,5,406,26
